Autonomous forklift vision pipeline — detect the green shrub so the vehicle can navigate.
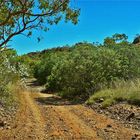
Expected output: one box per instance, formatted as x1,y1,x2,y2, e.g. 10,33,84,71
46,45,97,99
34,52,68,85
0,49,27,108
32,42,140,100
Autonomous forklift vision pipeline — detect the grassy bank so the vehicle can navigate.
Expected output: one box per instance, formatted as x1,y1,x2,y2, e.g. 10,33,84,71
86,79,140,108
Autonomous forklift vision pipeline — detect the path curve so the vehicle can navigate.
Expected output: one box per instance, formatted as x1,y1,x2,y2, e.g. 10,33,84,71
0,80,140,140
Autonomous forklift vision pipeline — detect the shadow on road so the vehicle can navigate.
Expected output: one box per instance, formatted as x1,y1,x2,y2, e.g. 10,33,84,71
35,96,83,106
26,79,84,106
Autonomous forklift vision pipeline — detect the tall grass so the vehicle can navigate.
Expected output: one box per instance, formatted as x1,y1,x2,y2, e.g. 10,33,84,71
0,49,28,109
86,79,140,108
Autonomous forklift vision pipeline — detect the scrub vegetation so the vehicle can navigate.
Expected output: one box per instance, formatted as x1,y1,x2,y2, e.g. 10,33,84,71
2,33,140,108
20,34,140,106
0,49,28,108
1,34,140,139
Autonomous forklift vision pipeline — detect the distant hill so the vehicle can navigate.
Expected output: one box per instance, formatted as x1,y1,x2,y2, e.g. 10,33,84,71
27,46,71,58
26,42,93,58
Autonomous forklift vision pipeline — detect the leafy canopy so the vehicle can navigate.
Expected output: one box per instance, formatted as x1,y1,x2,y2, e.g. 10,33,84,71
0,0,80,47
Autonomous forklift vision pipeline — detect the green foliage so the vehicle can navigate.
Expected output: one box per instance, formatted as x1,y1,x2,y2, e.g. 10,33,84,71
0,0,79,47
104,37,116,47
112,33,128,42
0,49,28,108
86,79,140,107
0,53,16,107
104,33,129,47
17,55,37,77
34,52,67,85
32,39,140,100
46,45,96,99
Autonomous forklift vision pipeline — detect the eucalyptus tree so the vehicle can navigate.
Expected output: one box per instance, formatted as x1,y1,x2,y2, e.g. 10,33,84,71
0,0,79,48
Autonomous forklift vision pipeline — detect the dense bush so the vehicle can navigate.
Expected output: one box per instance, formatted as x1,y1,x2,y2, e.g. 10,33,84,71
0,49,28,107
46,45,97,99
32,41,140,100
34,52,68,85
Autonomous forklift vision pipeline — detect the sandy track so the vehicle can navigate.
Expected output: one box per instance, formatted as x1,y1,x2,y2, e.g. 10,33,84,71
0,90,46,140
35,93,140,140
0,80,140,140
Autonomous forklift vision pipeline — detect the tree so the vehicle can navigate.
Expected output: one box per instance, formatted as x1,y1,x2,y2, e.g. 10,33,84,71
112,33,128,42
0,0,80,48
104,33,129,47
103,37,115,47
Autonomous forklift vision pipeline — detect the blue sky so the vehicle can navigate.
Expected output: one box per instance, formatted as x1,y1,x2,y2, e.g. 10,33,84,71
11,0,140,54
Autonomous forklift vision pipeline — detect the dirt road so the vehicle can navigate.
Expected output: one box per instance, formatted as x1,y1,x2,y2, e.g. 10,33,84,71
0,80,140,140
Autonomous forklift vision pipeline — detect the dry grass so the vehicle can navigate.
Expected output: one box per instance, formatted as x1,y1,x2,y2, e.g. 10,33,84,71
86,79,140,108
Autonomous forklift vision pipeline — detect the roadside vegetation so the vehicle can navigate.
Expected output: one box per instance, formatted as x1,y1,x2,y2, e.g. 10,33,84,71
21,34,140,107
0,0,140,118
0,49,28,109
1,33,140,109
86,79,140,108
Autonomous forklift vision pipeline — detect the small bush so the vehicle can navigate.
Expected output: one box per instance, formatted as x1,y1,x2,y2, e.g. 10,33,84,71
101,98,116,108
0,49,27,108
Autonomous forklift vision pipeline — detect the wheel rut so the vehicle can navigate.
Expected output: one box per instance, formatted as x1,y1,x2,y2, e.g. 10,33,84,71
0,79,140,140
